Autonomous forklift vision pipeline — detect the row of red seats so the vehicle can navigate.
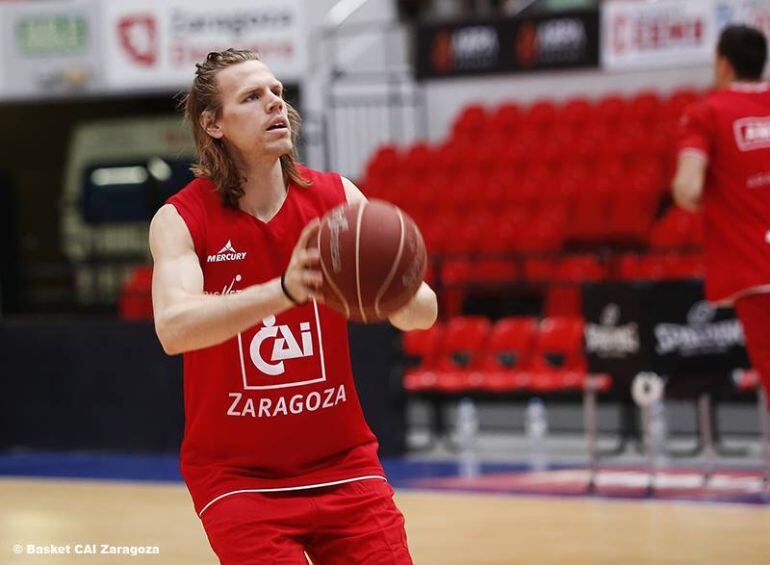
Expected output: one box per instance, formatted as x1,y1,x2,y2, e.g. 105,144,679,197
438,251,704,287
409,204,701,255
361,88,704,251
451,89,701,141
403,316,611,394
366,135,675,182
369,163,668,209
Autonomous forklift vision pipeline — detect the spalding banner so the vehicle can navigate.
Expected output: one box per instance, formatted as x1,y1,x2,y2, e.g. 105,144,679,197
583,282,648,385
644,281,748,375
415,9,600,79
583,280,749,393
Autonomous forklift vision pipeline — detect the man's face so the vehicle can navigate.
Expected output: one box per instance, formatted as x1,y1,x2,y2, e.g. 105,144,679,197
205,60,292,160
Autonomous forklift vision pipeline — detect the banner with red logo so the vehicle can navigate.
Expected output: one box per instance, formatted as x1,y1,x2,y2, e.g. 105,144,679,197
415,9,600,80
101,0,306,92
602,0,717,71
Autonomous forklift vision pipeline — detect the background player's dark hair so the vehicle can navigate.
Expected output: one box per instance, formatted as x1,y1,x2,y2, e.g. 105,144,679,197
180,48,310,209
717,24,768,81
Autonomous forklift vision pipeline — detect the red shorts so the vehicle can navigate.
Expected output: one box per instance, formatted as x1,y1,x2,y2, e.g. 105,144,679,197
200,479,412,564
735,292,770,409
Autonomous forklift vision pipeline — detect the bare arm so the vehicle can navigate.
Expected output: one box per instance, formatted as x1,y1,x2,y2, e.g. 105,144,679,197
672,152,707,212
341,176,438,331
150,204,323,355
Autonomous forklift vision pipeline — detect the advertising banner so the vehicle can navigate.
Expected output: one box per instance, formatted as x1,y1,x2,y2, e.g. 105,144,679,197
0,0,104,100
602,0,717,71
101,0,307,92
583,283,647,383
583,280,749,394
415,9,600,80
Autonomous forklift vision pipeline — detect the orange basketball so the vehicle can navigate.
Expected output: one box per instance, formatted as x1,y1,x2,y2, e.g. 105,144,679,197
308,199,427,323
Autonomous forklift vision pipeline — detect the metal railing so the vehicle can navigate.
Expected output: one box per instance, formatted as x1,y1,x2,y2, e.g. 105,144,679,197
320,13,425,178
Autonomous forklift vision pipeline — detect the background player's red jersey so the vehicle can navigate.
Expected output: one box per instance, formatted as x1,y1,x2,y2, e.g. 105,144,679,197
166,166,384,516
677,83,770,303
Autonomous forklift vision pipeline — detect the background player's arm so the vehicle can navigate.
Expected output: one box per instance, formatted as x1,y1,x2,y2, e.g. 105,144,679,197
149,204,322,355
672,153,707,212
341,177,438,331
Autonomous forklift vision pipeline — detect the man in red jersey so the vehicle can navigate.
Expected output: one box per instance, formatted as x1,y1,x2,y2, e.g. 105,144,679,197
673,25,770,406
149,48,437,564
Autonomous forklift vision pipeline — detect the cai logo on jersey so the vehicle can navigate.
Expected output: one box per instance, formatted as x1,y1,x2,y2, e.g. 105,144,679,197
734,117,770,152
207,240,247,263
236,302,327,390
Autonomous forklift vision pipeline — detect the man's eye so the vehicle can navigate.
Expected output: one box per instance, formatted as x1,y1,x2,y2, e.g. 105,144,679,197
245,93,258,101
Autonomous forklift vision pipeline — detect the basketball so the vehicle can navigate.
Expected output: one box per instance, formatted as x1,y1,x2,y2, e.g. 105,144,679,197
308,199,427,322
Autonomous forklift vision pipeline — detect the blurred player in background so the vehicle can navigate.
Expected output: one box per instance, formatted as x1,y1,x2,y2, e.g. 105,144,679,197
673,24,770,406
149,48,436,564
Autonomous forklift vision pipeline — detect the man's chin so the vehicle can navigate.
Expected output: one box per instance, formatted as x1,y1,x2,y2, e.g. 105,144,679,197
260,140,293,159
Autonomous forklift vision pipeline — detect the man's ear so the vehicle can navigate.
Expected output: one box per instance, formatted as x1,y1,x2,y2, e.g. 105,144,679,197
717,55,735,83
200,110,223,140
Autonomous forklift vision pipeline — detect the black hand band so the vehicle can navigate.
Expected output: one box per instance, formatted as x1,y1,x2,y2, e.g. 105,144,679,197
281,272,303,305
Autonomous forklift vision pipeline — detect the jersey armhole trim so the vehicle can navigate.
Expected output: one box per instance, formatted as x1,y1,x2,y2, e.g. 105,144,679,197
678,148,709,164
166,201,205,261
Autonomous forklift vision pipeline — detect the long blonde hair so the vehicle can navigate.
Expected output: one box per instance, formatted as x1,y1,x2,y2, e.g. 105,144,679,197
180,48,309,208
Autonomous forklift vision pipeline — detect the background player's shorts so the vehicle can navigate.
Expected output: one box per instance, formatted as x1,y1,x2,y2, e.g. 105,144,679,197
735,292,770,410
200,479,412,564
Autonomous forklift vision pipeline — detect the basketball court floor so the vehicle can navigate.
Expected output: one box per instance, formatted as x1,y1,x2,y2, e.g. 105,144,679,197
3,433,770,564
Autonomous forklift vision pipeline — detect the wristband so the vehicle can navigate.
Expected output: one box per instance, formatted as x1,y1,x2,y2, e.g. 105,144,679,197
281,272,304,305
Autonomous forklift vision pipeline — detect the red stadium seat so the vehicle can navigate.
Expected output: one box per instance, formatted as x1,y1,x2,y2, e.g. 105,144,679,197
436,141,468,175
662,252,704,279
523,100,558,133
472,259,519,284
478,317,537,392
364,145,401,181
119,266,154,320
403,143,436,178
553,255,606,283
452,104,491,141
561,97,593,132
665,88,701,122
492,102,523,137
595,94,628,129
516,216,565,254
441,258,474,286
402,324,444,393
433,316,492,392
435,316,492,370
531,317,587,391
403,324,444,370
617,253,668,281
628,91,663,124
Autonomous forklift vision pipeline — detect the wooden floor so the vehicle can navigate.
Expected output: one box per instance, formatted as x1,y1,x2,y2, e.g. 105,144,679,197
2,478,770,564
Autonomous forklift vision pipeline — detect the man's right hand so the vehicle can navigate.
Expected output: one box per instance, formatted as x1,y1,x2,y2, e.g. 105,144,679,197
282,218,324,304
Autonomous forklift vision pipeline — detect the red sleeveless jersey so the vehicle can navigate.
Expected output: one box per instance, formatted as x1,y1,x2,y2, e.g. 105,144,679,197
166,166,384,516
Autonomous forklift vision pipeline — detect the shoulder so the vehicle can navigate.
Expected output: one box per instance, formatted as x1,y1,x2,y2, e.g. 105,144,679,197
680,96,716,129
296,164,341,187
293,164,348,206
168,176,219,206
149,204,194,255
